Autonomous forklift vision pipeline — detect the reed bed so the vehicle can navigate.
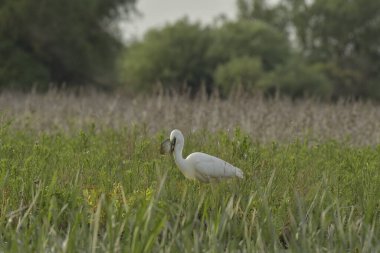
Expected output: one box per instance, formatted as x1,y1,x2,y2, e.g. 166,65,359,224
1,89,380,145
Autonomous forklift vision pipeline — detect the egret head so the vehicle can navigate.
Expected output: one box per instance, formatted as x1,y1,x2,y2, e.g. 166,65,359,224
169,129,184,153
160,129,184,155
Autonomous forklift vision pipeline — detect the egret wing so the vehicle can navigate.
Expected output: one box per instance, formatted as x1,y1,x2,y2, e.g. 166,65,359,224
186,152,243,181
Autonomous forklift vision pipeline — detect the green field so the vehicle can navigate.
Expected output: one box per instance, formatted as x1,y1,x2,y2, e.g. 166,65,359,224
1,124,379,252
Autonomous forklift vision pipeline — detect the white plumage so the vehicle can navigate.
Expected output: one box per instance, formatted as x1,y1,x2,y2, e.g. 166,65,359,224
161,129,244,183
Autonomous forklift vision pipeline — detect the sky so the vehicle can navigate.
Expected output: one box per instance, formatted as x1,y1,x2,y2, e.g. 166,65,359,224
122,0,237,40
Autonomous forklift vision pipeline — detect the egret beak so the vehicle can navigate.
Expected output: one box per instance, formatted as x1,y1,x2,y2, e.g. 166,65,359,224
170,137,176,154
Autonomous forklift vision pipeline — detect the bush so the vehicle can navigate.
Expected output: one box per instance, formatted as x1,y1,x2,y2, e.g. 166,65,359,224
0,41,50,90
0,0,136,90
214,57,263,95
208,20,290,71
258,58,333,99
120,18,212,93
120,19,291,95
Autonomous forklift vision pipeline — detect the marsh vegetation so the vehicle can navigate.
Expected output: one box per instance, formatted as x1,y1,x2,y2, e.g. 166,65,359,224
1,92,379,252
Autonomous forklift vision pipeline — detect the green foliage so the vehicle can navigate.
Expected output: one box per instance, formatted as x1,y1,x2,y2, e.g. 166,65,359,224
285,0,380,99
214,56,263,95
208,20,290,71
0,0,136,90
235,0,380,100
120,18,290,95
0,41,50,89
120,18,212,93
237,0,290,32
3,0,380,100
0,126,379,251
259,58,333,98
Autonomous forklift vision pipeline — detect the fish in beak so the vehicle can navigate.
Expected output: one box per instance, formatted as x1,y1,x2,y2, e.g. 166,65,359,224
160,138,175,155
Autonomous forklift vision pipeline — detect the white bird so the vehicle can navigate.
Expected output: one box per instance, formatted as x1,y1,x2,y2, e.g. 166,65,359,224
160,129,244,183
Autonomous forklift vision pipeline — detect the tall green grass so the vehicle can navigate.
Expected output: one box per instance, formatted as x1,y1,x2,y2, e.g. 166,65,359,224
0,126,379,252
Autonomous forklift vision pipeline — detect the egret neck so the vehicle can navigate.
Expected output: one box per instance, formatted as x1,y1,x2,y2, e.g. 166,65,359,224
172,137,187,173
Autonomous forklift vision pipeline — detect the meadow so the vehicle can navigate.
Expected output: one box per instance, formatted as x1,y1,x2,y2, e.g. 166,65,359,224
0,91,380,252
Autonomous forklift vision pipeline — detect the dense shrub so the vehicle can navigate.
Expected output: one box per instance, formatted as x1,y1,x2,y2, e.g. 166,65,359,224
120,19,291,95
208,20,290,71
258,58,333,99
214,57,263,95
120,19,212,93
0,0,136,90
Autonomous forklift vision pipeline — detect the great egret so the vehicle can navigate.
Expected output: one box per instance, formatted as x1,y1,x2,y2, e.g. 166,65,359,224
161,129,244,182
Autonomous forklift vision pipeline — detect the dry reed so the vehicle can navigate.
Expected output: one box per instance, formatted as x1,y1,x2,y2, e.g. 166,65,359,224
1,89,380,145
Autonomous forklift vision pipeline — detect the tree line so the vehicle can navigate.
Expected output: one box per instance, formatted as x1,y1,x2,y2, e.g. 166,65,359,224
0,0,136,90
1,0,380,100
